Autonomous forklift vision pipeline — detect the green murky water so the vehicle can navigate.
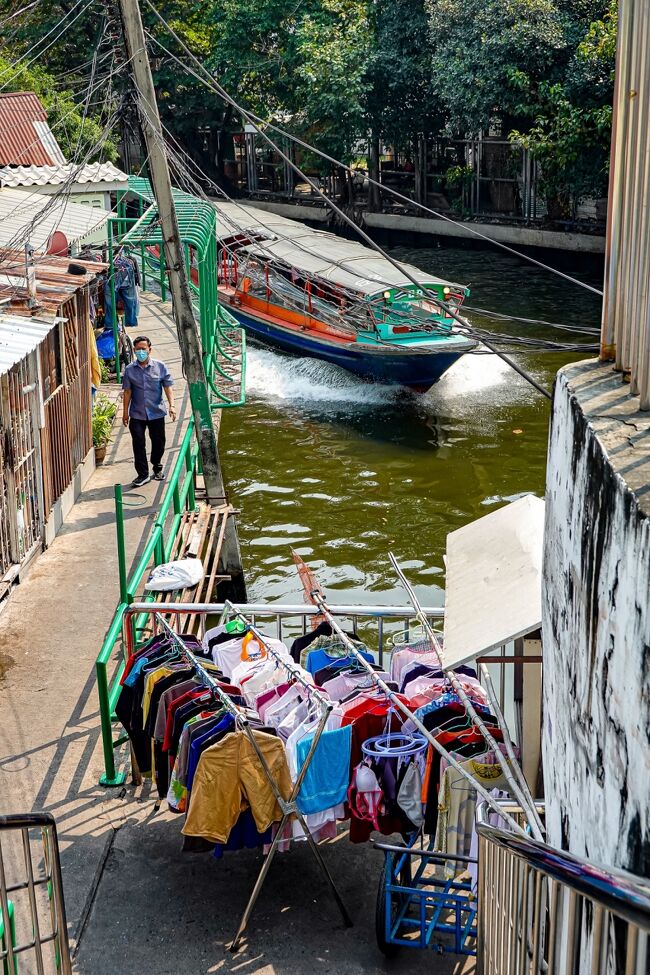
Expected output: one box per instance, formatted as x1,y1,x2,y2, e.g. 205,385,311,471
222,241,602,608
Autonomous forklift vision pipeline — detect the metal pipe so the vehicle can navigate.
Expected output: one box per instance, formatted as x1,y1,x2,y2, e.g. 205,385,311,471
128,600,444,618
388,553,543,838
601,0,632,359
114,484,128,604
615,0,640,372
107,220,121,383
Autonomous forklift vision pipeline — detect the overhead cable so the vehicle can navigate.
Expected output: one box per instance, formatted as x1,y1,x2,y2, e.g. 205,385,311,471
142,1,602,300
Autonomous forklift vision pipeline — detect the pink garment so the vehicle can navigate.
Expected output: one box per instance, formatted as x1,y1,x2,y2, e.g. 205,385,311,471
256,683,291,721
405,674,488,706
390,648,443,684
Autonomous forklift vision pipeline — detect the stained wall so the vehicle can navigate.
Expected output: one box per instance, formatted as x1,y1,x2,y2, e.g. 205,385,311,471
542,359,650,874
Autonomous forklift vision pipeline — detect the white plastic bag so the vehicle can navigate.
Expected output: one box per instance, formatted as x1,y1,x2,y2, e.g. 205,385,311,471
144,558,204,592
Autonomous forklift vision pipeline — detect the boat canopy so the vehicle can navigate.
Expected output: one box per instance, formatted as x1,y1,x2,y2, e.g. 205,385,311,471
212,200,466,299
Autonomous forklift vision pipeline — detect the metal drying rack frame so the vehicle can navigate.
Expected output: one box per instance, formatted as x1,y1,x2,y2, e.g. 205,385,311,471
148,609,352,951
309,592,531,839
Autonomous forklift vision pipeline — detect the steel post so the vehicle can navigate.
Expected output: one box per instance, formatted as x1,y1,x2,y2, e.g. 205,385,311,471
107,220,121,383
97,658,126,786
114,484,128,604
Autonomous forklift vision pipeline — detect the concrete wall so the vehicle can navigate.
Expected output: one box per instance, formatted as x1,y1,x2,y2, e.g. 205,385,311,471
542,359,650,874
243,199,606,253
364,212,605,254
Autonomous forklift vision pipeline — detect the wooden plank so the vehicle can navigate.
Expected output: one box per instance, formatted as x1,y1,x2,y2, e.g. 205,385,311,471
184,503,209,557
186,507,221,635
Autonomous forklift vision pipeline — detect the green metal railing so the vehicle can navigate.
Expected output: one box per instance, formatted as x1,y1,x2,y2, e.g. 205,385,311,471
111,177,246,414
95,420,199,786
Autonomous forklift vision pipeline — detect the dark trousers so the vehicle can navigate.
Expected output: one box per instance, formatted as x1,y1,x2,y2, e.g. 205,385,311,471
129,417,166,478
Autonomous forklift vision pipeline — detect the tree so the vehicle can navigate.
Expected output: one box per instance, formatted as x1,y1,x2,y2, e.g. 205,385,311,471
511,3,616,207
366,0,442,151
426,0,573,135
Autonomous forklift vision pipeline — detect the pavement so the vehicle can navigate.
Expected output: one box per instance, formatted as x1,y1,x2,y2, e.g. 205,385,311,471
0,292,475,974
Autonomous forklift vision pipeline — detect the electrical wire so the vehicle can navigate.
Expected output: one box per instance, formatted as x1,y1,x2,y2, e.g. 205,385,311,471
134,89,594,364
142,3,602,300
0,0,96,92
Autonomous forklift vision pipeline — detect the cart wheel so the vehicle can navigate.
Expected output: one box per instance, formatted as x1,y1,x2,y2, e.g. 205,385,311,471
375,860,401,958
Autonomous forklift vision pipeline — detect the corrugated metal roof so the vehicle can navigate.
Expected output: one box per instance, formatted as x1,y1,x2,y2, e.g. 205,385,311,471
0,162,128,188
0,248,106,314
0,312,58,374
0,92,66,167
0,188,109,250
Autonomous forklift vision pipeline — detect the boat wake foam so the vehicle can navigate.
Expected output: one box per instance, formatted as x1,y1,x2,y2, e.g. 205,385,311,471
246,348,403,405
246,345,537,411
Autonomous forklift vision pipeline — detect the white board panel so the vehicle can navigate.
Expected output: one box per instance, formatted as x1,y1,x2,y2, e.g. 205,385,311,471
442,494,545,668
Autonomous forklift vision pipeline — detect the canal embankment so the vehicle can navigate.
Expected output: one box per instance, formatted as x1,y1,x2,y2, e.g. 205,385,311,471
238,198,606,255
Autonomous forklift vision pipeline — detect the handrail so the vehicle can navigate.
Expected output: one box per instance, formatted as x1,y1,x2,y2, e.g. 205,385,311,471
95,419,200,786
128,600,444,618
477,802,650,931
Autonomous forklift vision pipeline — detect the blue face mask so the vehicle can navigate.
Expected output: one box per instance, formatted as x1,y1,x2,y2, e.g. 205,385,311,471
135,348,149,363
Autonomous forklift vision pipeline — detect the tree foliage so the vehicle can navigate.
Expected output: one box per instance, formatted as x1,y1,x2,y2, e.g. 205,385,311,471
511,4,616,205
0,0,618,207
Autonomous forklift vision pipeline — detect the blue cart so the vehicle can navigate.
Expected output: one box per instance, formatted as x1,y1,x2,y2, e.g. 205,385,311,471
374,839,478,957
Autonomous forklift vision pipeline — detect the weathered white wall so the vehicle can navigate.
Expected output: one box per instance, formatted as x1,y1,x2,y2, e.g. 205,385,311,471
543,360,650,875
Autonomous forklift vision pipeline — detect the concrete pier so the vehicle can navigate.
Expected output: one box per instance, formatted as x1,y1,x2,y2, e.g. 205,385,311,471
542,359,650,873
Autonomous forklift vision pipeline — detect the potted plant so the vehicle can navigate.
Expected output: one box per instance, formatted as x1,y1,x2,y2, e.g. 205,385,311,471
92,394,117,464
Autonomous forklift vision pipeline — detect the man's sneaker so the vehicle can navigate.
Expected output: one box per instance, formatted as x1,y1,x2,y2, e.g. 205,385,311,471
132,474,151,487
153,468,165,481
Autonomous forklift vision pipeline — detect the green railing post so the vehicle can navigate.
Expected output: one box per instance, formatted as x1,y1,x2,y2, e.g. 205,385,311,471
154,532,164,566
97,658,126,787
116,190,126,237
159,243,166,302
185,441,196,509
107,220,121,383
114,484,128,604
140,242,147,291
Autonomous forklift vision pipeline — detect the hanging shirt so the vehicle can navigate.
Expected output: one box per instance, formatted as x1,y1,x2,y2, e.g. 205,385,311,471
305,647,374,677
114,254,139,293
434,760,513,858
122,358,174,421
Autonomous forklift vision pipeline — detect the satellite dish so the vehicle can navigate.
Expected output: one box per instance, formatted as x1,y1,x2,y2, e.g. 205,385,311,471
46,230,68,256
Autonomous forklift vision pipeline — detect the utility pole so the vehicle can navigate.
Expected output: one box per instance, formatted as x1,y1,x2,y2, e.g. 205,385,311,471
118,0,246,599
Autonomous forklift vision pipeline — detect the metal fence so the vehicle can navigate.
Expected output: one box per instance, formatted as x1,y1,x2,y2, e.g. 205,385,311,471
0,813,71,975
477,802,650,974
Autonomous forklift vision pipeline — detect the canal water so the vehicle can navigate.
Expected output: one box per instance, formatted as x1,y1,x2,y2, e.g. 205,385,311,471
222,242,603,608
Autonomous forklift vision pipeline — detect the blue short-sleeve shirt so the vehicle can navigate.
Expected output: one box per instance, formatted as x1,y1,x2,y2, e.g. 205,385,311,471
122,358,174,420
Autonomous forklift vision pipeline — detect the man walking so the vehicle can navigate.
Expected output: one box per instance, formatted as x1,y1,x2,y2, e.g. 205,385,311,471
122,336,176,487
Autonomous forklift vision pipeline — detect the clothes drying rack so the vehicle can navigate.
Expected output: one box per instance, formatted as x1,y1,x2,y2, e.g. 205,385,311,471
152,611,352,951
309,594,531,837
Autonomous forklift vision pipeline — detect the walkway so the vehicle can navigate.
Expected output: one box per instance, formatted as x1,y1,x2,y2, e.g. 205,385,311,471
0,292,191,936
0,291,474,974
